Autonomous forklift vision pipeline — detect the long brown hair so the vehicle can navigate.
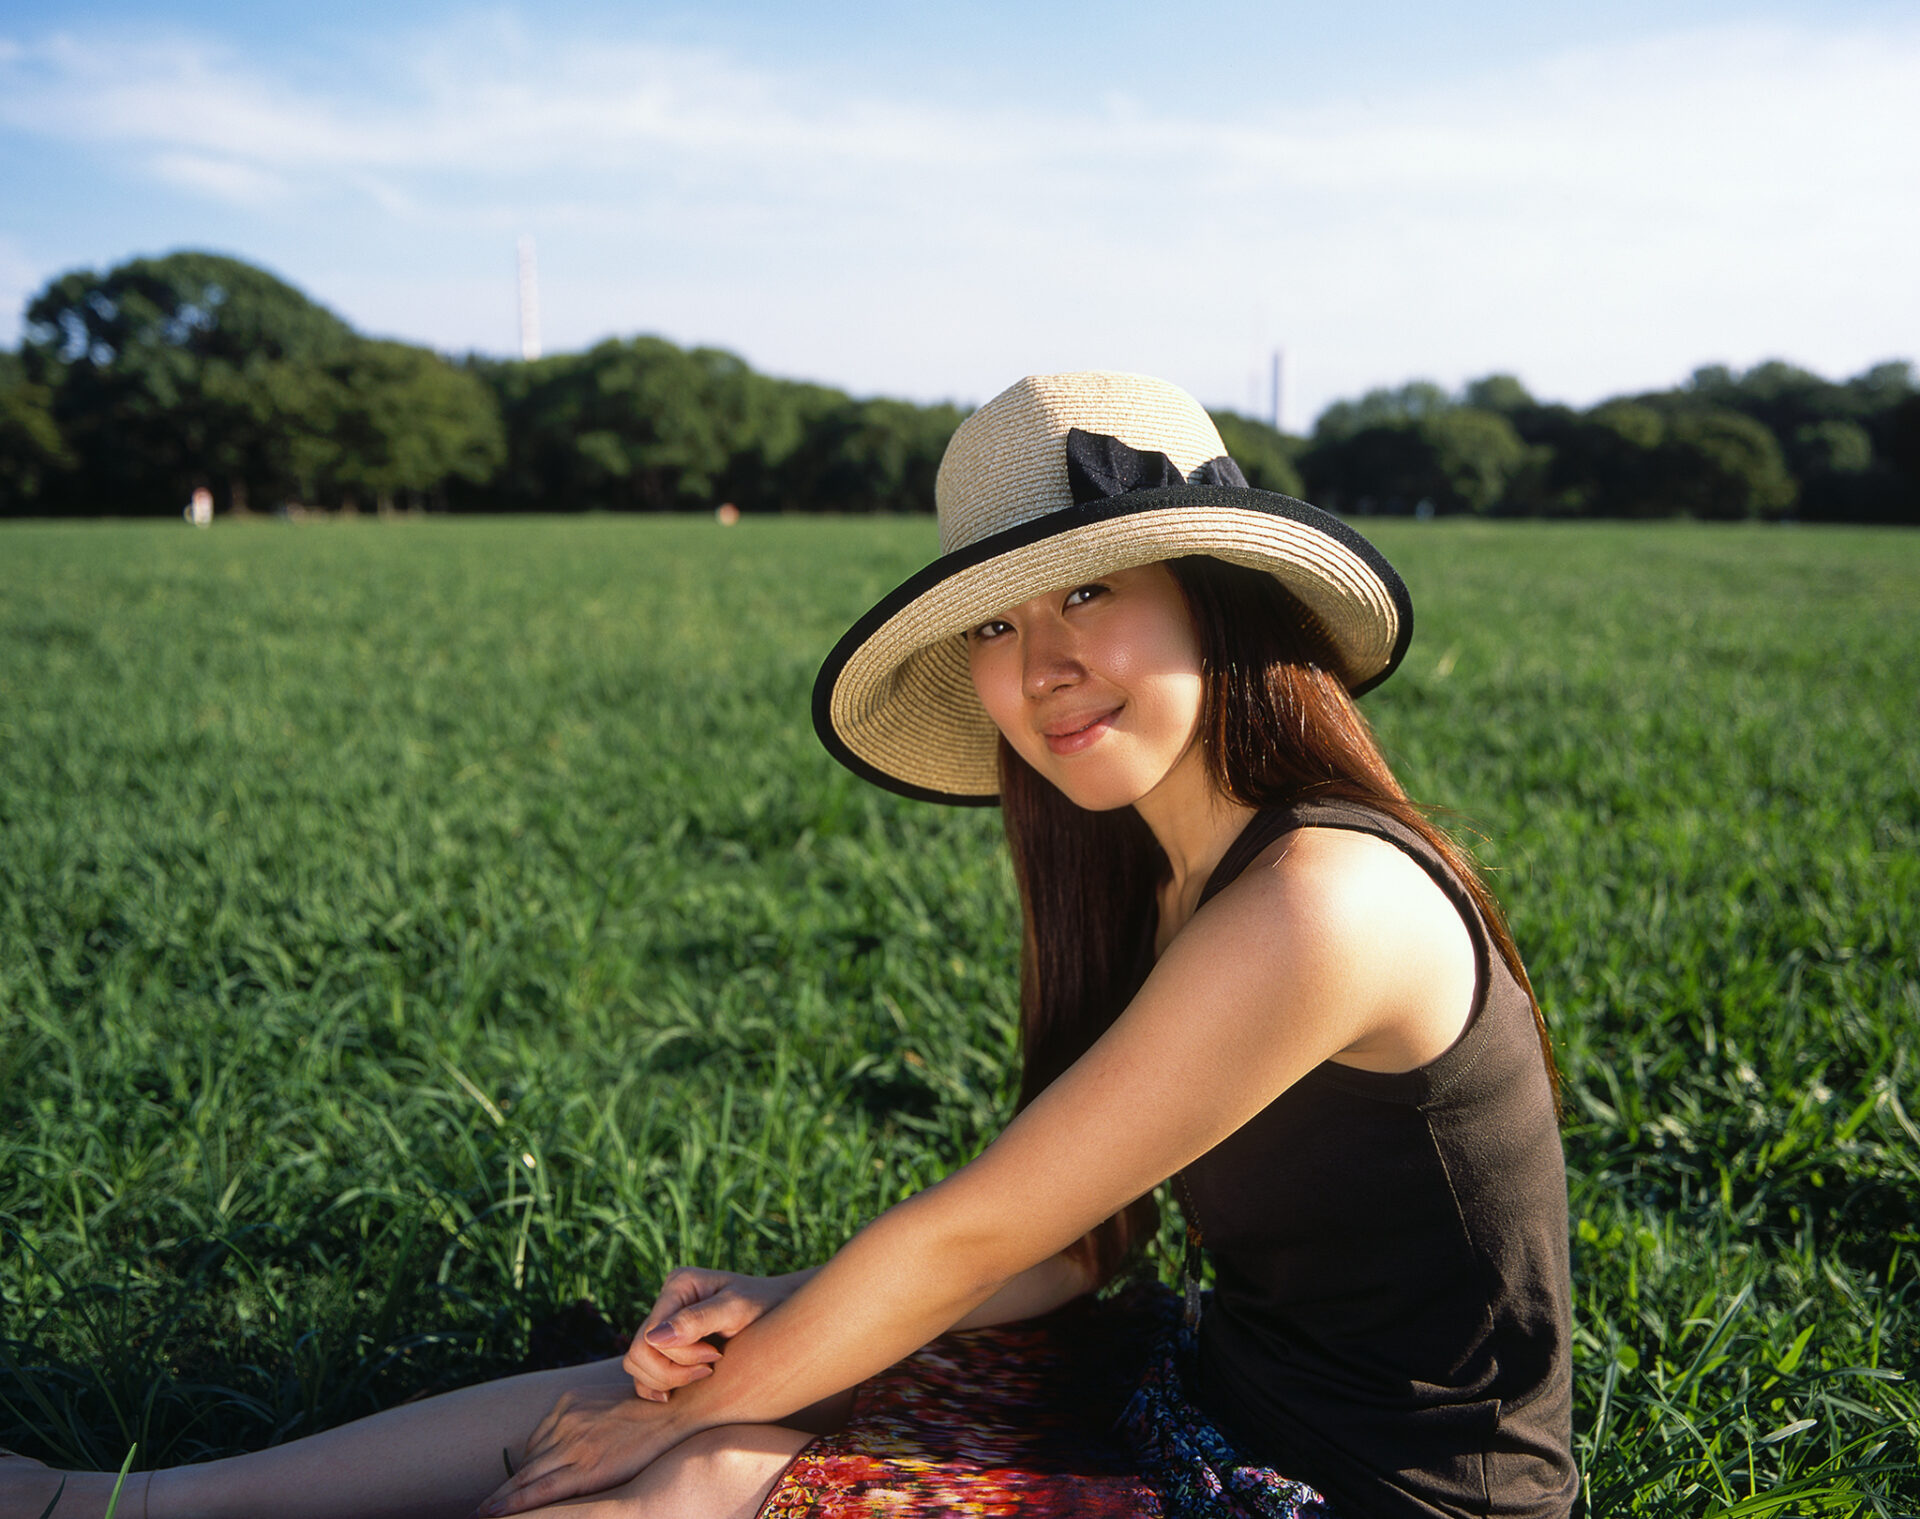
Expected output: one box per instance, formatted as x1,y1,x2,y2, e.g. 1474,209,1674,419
998,555,1558,1285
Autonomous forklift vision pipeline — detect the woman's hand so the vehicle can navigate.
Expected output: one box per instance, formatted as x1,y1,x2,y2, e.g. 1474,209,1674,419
474,1382,678,1517
477,1267,816,1513
625,1266,814,1401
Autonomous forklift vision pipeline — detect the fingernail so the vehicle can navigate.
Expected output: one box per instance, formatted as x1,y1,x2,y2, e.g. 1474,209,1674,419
692,1365,714,1380
645,1321,678,1345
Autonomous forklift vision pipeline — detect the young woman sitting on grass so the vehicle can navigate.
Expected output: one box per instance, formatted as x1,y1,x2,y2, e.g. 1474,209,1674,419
3,372,1577,1519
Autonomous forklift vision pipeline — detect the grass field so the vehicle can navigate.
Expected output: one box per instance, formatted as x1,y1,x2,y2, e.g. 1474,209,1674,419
2,515,1916,1515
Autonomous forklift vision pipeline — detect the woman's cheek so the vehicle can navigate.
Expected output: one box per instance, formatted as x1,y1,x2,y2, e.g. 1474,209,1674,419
968,647,1013,727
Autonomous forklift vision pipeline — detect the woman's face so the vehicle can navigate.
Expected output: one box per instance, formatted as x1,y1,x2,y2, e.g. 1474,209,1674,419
966,562,1207,813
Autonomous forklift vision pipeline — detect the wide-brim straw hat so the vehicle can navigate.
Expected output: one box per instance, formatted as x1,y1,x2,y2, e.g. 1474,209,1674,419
812,371,1412,805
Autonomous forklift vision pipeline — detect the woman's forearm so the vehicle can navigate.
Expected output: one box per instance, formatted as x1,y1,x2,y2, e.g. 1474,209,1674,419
643,1184,1046,1448
951,1246,1094,1329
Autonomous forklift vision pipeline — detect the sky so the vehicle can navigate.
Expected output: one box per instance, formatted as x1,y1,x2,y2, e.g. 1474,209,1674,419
1,0,1916,428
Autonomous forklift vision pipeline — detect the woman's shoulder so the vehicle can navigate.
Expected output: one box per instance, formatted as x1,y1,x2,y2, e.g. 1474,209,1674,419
1201,797,1443,896
1195,811,1479,1075
1207,818,1471,978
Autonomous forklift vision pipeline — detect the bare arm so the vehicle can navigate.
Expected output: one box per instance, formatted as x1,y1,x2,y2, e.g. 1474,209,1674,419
628,1242,1097,1400
481,828,1473,1515
954,1246,1096,1328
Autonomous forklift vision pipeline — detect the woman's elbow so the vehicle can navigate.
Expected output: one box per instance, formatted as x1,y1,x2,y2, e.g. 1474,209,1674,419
884,1188,1061,1302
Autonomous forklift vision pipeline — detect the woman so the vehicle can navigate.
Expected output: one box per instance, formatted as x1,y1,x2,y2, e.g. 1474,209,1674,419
2,372,1576,1519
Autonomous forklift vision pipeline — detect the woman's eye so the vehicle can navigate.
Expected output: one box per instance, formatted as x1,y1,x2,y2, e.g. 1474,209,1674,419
969,619,1011,641
1065,583,1110,607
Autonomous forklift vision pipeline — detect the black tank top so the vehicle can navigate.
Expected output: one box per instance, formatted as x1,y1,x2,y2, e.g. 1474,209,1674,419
1180,798,1577,1519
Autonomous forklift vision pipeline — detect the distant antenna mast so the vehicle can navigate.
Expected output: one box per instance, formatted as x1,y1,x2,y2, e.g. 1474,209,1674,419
516,235,542,361
1270,348,1283,432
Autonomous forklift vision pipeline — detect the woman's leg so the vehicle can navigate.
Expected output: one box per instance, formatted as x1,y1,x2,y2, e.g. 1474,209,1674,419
518,1424,815,1519
0,1373,854,1519
510,1388,854,1519
2,1358,628,1519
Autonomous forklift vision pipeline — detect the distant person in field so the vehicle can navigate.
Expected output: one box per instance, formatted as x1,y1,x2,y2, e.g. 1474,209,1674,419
3,374,1576,1519
184,486,213,527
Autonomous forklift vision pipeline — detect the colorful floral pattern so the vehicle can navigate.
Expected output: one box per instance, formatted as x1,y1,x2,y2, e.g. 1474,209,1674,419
758,1287,1331,1519
1119,1293,1333,1519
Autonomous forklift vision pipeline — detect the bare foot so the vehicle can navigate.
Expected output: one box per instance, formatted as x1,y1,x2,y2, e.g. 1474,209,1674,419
0,1453,129,1519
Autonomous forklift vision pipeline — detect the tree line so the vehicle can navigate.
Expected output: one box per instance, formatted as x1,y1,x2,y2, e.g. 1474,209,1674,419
3,250,1916,523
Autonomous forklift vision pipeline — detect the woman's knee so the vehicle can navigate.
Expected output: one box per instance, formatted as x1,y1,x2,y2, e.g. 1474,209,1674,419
641,1424,812,1519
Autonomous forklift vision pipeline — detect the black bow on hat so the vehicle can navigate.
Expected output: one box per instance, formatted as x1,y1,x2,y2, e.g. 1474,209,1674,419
1065,427,1249,506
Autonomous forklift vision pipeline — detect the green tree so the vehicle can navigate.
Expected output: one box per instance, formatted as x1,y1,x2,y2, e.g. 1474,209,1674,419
1655,407,1797,520
1495,403,1595,516
1460,374,1535,415
713,380,848,512
1789,420,1879,523
476,339,968,514
1210,411,1306,498
1304,358,1916,521
1299,408,1526,515
1679,358,1920,521
327,340,504,510
484,339,747,510
1885,393,1920,482
1684,358,1917,448
23,251,355,513
1312,380,1453,442
1861,392,1920,523
1419,408,1530,514
0,351,75,513
1688,359,1861,440
801,397,964,513
1566,403,1669,516
1792,419,1872,477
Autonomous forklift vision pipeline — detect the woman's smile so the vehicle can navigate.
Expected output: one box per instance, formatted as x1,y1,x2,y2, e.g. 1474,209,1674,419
1040,706,1120,755
966,562,1207,813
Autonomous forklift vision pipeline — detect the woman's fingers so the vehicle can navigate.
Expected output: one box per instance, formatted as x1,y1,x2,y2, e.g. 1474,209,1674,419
630,1272,725,1378
644,1287,765,1351
625,1283,770,1397
623,1360,712,1402
474,1450,572,1517
637,1275,733,1344
623,1336,718,1399
522,1400,564,1455
626,1267,794,1398
639,1266,730,1332
476,1389,664,1517
642,1325,727,1365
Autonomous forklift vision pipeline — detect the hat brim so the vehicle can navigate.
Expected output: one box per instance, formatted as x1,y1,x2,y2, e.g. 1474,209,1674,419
812,485,1413,805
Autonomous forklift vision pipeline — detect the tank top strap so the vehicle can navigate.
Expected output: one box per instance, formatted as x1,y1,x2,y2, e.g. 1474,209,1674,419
1199,794,1460,914
1196,806,1299,914
1195,794,1516,1108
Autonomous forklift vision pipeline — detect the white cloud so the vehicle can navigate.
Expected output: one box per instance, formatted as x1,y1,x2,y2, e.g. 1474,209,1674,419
151,151,289,205
2,16,1916,419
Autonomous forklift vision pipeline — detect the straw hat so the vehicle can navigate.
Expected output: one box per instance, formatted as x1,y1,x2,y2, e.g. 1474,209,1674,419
812,371,1412,804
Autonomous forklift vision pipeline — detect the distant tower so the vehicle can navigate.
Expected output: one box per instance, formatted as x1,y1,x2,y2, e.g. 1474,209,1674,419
1270,348,1284,433
516,235,542,361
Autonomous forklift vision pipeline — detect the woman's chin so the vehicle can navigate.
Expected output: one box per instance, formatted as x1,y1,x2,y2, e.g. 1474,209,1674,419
1041,764,1154,814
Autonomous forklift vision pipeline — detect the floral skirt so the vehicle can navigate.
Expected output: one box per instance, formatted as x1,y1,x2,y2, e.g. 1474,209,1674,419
758,1286,1332,1519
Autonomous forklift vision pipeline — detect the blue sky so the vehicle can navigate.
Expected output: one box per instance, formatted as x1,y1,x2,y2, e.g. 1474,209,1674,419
2,0,1916,426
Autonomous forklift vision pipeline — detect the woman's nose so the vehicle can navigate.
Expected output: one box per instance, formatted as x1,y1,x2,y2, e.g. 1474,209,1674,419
1022,625,1082,696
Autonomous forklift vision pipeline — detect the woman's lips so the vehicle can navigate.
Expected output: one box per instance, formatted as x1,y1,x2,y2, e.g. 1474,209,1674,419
1042,708,1119,756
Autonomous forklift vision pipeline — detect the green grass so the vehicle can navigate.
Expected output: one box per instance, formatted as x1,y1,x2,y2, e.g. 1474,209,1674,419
2,515,1916,1514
